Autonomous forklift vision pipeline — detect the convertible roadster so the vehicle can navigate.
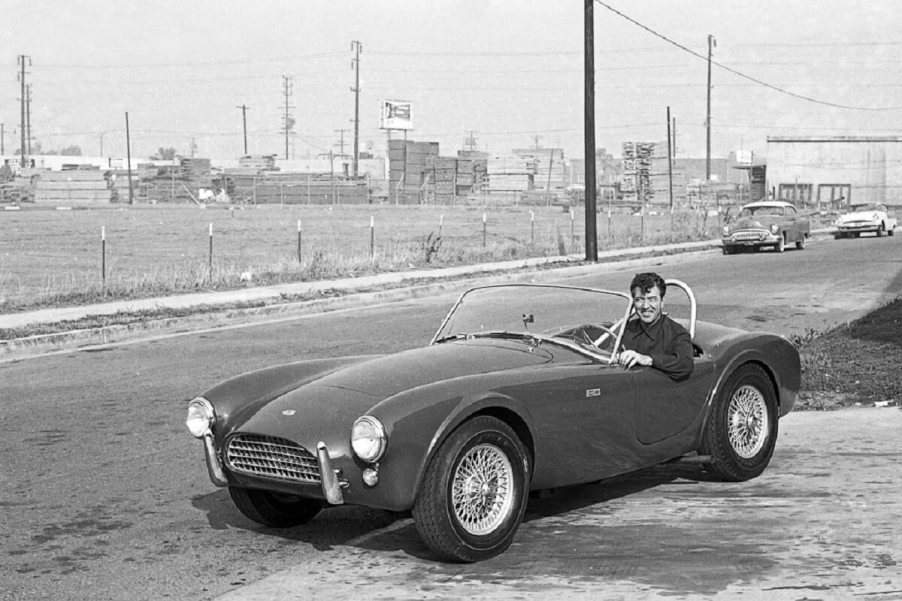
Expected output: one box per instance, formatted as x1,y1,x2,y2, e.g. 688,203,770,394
186,281,799,562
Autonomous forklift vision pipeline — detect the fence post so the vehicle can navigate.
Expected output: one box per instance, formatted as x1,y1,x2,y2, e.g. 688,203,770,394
208,222,213,276
297,219,302,263
482,212,487,247
530,210,535,244
370,215,375,261
570,209,575,249
101,226,106,292
439,214,443,238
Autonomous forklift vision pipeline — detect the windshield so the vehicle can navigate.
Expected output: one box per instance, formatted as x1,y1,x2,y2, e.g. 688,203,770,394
740,205,783,217
432,284,633,357
849,203,880,212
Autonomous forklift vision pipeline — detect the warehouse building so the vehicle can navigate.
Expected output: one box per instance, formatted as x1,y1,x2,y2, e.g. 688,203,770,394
766,135,902,208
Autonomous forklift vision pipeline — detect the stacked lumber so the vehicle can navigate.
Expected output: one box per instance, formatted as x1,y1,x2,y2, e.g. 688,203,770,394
456,150,487,195
0,178,34,204
33,170,111,205
512,148,566,192
224,170,368,204
387,139,439,202
424,155,457,204
486,155,534,192
238,155,278,170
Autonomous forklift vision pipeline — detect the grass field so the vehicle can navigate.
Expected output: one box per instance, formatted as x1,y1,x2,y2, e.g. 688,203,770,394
0,203,723,310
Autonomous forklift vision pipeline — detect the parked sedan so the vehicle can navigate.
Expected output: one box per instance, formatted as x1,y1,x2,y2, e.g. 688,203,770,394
722,200,810,254
186,281,800,562
834,203,897,238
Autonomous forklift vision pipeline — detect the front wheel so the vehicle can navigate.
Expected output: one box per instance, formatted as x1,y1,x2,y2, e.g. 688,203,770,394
795,235,806,250
775,234,785,253
413,416,530,562
229,486,322,527
700,363,778,481
877,224,886,237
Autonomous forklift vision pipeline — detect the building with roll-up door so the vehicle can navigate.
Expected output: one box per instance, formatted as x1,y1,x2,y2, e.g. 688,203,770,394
766,136,902,209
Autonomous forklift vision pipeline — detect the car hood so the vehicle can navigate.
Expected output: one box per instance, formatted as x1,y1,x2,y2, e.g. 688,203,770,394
229,338,553,439
837,210,880,223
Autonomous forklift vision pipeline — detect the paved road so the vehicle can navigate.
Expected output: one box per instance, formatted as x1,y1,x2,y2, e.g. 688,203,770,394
1,234,900,601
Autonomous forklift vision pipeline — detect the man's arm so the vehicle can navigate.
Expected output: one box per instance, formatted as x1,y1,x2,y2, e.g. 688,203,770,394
648,325,694,381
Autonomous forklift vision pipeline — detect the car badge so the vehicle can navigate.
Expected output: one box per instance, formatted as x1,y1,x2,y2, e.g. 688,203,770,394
282,409,297,416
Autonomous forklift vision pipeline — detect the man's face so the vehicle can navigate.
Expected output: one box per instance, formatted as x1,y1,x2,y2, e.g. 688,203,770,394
632,284,663,325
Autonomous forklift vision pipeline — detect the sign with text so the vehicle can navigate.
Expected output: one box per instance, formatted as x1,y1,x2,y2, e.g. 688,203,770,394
381,99,413,130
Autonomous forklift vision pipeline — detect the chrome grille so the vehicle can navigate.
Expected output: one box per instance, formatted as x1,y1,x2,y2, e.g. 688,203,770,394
732,230,765,241
226,434,321,483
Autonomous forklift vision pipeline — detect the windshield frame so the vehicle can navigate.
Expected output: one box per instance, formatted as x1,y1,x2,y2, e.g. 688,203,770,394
430,284,634,363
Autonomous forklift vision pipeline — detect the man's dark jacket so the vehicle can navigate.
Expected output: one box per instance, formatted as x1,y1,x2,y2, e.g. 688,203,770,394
620,314,694,381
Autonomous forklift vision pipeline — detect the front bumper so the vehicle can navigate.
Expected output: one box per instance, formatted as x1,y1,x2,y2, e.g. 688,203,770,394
201,432,346,505
835,222,879,233
722,230,780,247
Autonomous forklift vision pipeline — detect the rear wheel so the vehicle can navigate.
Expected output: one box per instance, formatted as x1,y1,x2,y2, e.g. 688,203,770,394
229,487,322,527
413,416,530,562
700,363,778,481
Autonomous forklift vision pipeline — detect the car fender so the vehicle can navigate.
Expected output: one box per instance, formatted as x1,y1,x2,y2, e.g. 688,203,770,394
358,377,535,511
694,337,800,448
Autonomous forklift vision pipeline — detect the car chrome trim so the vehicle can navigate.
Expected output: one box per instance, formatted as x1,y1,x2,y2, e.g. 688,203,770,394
665,279,696,339
317,442,345,505
202,433,229,487
226,434,321,484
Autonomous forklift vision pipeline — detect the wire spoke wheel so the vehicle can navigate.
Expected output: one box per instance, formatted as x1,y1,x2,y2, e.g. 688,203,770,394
727,384,769,459
451,443,514,536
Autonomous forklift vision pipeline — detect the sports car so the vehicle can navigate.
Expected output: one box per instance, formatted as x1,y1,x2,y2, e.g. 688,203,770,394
833,203,897,238
186,280,800,562
722,200,810,254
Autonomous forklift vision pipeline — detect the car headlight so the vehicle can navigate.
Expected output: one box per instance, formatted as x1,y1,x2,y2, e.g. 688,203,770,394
770,224,779,234
186,397,215,438
722,225,730,236
351,416,387,462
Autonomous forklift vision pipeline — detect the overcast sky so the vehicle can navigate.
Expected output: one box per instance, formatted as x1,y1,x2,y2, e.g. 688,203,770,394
1,0,899,162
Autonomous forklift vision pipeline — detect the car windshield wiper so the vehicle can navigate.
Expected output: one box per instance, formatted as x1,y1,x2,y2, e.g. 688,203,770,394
433,333,467,344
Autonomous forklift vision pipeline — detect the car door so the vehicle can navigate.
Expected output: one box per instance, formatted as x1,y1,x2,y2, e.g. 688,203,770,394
631,357,716,447
518,357,640,489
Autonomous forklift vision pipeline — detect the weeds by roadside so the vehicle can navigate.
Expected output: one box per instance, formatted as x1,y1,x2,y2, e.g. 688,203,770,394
791,296,902,410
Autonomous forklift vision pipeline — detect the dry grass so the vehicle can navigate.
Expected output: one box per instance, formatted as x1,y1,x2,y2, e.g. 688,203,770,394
793,296,902,409
0,203,722,311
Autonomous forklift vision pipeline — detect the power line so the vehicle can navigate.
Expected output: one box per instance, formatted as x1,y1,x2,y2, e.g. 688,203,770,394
594,0,902,112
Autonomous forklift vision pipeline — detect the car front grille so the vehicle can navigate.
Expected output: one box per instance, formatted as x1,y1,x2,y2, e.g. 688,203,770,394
226,434,321,483
731,230,766,241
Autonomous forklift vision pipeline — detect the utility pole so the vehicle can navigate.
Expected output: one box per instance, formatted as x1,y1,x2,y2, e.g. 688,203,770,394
17,55,30,166
706,34,716,181
350,40,362,177
236,104,249,155
26,84,32,154
334,129,348,157
584,0,597,262
463,131,478,151
281,76,295,161
99,131,104,156
532,134,542,149
667,106,674,211
125,112,134,205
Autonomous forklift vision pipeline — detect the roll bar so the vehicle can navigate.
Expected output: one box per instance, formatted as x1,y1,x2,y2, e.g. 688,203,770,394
665,278,696,338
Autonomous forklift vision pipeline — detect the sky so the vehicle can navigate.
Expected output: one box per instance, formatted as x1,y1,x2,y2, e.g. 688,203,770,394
1,0,900,163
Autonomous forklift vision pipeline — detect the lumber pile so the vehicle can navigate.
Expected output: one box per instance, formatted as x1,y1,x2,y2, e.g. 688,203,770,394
33,169,111,205
388,139,439,204
486,155,534,192
223,170,368,204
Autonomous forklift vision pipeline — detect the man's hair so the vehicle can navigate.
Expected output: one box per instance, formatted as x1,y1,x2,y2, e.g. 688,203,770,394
630,272,666,298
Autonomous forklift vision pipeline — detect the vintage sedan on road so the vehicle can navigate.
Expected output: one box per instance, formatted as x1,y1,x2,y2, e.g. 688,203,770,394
833,203,897,238
186,281,800,562
722,200,810,254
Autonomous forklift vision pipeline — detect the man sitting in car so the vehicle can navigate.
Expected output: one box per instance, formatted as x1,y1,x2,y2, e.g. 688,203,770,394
617,272,694,381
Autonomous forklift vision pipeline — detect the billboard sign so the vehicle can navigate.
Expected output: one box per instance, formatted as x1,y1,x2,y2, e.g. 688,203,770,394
381,99,413,130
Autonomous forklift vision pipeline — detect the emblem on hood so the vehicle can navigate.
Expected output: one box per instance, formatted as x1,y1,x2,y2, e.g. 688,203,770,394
282,409,297,416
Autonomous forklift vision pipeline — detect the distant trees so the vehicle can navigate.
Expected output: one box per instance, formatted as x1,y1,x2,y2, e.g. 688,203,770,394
152,147,178,160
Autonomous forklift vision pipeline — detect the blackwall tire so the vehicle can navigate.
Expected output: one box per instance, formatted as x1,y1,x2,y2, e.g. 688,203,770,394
795,235,806,250
229,486,322,527
775,235,785,253
700,363,778,482
413,416,530,563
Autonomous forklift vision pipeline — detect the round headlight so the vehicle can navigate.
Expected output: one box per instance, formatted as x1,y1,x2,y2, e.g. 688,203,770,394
351,416,387,462
722,225,730,236
770,224,779,234
186,397,214,438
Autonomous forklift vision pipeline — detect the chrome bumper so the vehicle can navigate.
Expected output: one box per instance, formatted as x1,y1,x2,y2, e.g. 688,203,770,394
201,434,345,505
